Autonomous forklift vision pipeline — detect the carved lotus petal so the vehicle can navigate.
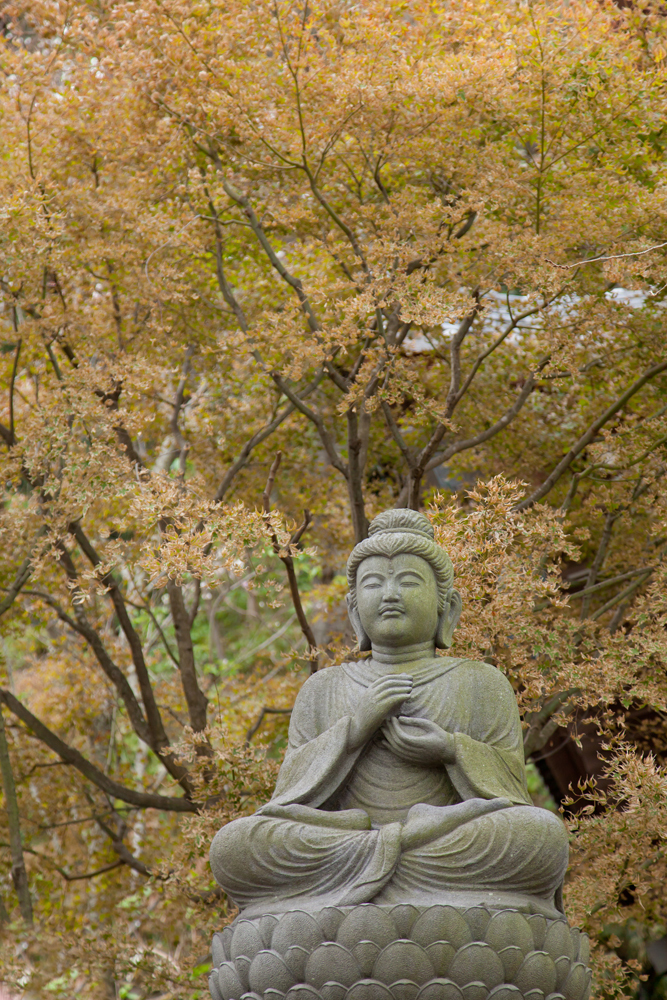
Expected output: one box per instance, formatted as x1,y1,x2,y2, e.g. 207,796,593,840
231,921,265,962
524,990,545,1000
249,949,298,994
212,931,230,967
464,907,491,941
217,961,244,1000
555,956,571,991
266,992,287,1000
353,940,381,977
209,968,224,1000
273,910,325,955
316,907,345,942
259,914,279,948
488,986,523,1000
485,911,533,955
284,988,323,1000
411,906,472,950
320,984,347,1000
425,941,455,977
544,922,574,962
563,963,589,1000
239,993,263,1000
569,929,580,959
576,936,590,968
461,983,488,1000
389,980,421,1000
448,943,504,990
498,946,524,981
337,906,397,951
373,941,435,986
527,917,547,951
306,942,362,988
235,956,251,992
417,980,465,1000
545,994,566,1000
285,944,309,981
391,904,420,938
515,952,557,996
345,982,394,1000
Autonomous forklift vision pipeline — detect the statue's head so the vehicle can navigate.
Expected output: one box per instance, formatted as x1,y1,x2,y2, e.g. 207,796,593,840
346,509,462,652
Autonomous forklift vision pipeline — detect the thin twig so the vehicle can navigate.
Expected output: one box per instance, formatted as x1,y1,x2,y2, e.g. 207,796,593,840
244,707,293,746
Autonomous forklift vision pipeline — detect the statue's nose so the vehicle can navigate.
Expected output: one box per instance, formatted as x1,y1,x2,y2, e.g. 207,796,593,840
382,579,401,601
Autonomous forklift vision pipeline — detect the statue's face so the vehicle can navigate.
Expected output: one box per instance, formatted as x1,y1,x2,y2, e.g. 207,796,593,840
356,553,439,648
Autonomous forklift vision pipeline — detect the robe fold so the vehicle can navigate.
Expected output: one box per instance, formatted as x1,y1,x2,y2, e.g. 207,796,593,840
210,658,568,918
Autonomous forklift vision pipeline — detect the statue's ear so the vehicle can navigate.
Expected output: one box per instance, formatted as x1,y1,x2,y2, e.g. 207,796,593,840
436,589,462,648
346,594,372,652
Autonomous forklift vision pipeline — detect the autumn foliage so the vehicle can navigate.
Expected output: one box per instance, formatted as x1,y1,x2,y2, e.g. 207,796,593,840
1,0,667,996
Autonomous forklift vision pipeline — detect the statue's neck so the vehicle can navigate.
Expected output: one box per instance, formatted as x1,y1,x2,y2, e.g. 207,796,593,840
371,640,436,667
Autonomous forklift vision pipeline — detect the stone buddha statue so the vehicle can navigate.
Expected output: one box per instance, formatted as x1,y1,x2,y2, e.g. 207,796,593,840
210,510,568,920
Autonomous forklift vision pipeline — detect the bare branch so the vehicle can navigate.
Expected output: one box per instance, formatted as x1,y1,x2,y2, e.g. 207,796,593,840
589,570,653,623
515,360,667,511
32,566,153,748
0,690,196,813
426,356,551,472
245,707,292,746
166,581,209,732
579,511,617,620
546,241,667,270
381,401,414,469
222,180,321,332
0,705,32,923
271,372,348,477
262,459,319,672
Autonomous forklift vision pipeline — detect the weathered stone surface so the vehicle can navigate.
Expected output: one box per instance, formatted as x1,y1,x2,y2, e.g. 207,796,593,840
448,942,504,990
274,912,325,955
306,943,362,989
337,907,397,952
418,982,464,1000
231,920,264,962
207,511,590,1000
353,941,381,977
373,941,434,985
208,903,591,1000
486,912,534,955
514,952,557,996
424,940,455,976
249,950,297,994
411,906,472,951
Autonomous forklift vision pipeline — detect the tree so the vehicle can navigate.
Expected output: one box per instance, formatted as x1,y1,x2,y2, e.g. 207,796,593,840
1,0,667,996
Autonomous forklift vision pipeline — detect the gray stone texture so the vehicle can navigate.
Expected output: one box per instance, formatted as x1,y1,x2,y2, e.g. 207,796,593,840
209,510,590,1000
208,903,592,1000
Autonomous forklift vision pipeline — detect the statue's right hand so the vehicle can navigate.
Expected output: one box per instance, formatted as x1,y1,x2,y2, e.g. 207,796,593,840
347,673,413,751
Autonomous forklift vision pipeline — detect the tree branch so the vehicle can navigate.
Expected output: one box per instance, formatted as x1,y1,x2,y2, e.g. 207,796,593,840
166,582,209,732
245,707,292,746
515,360,667,511
426,356,551,472
0,704,33,923
222,180,321,333
262,454,319,672
68,523,192,792
0,690,196,813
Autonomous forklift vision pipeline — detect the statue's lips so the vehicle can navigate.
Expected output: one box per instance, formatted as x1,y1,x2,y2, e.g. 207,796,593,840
379,607,404,618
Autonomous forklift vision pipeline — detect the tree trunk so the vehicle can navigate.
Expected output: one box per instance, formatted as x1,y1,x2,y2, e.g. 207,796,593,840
0,704,33,924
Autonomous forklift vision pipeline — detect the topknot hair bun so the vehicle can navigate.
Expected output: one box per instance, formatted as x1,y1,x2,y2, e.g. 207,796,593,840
367,508,435,540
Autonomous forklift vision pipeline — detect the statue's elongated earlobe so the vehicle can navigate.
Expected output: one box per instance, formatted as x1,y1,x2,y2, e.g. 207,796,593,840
435,589,462,648
346,594,372,652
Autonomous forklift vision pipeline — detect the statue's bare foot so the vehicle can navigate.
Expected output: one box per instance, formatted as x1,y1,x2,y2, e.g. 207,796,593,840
401,797,513,851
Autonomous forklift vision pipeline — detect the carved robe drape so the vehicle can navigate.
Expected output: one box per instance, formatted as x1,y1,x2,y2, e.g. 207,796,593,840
210,658,568,918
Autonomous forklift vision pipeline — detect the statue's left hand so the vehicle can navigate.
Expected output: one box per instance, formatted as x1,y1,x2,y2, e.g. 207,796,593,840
382,716,456,765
